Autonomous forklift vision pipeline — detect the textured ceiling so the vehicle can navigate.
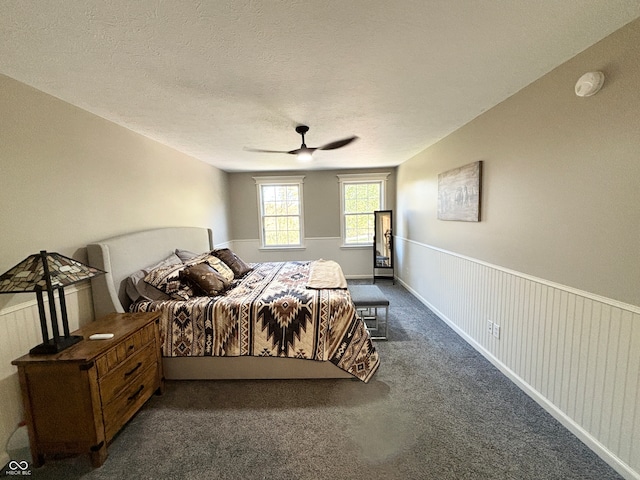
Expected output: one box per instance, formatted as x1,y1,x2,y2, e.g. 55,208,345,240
1,1,639,172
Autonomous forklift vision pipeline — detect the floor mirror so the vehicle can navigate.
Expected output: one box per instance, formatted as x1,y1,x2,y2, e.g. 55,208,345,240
373,210,394,283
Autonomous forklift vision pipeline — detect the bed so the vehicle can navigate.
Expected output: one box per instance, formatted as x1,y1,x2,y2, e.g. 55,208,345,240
87,227,379,382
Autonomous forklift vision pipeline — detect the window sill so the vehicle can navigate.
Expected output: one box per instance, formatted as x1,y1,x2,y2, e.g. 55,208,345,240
340,244,372,249
259,245,306,252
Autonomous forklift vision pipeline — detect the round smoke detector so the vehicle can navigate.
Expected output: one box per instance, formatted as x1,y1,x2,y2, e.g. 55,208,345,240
575,71,605,97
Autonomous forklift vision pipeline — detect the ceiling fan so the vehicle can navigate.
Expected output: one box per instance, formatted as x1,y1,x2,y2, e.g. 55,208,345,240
244,125,358,162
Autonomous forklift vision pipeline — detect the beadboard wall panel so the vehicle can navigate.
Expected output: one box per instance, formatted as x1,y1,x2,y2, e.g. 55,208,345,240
0,284,94,467
230,237,372,279
396,236,640,480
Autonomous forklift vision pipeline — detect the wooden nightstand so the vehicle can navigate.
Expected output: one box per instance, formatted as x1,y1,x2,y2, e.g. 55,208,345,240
12,311,164,468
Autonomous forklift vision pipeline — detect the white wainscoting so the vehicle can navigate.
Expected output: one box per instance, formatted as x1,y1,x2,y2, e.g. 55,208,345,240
0,283,95,468
396,236,640,480
230,237,373,279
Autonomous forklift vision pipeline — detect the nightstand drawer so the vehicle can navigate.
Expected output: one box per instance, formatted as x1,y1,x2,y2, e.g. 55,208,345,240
95,323,156,377
102,363,158,441
99,342,158,404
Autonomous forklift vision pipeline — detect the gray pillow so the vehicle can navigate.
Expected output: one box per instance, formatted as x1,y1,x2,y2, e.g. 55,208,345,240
174,249,201,263
125,253,182,302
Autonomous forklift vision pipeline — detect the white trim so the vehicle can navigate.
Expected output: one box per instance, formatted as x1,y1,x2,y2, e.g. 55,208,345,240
258,246,306,252
0,282,91,316
336,173,390,182
305,236,341,241
337,172,390,247
253,175,306,185
397,235,640,313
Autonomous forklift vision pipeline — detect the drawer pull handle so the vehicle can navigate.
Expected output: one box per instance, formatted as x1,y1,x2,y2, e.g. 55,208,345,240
128,344,135,351
124,362,142,377
128,385,144,402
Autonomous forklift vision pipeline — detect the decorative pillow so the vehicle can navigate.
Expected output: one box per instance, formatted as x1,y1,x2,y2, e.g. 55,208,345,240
125,254,182,302
143,262,194,300
186,253,235,283
180,262,228,296
213,248,253,278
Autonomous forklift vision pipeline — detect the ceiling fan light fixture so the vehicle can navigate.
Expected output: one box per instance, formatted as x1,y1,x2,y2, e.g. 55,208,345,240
297,149,313,162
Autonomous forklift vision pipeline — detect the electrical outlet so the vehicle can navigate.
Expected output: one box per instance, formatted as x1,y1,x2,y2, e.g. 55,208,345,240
493,324,500,339
487,320,493,335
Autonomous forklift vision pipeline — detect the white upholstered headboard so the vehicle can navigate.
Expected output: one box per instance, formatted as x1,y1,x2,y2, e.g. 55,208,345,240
87,227,213,318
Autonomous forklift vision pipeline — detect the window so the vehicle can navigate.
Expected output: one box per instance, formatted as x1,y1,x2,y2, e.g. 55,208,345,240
338,173,389,246
254,176,305,248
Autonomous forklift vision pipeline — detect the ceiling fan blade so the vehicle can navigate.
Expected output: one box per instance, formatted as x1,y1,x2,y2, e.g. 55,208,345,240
317,136,359,151
244,128,357,158
243,147,292,154
287,147,318,155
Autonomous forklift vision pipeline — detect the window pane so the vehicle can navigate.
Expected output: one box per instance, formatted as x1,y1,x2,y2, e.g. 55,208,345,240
341,178,385,245
287,201,299,215
264,201,276,216
259,181,303,247
262,186,276,202
344,185,357,213
277,217,288,230
345,215,358,230
277,231,288,244
288,231,300,244
344,213,375,244
264,217,276,230
274,201,286,215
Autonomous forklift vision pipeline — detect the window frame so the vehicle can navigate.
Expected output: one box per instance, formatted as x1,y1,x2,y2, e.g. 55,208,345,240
338,173,390,248
254,175,306,250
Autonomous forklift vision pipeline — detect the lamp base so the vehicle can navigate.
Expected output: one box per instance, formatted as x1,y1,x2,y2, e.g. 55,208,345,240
30,335,83,355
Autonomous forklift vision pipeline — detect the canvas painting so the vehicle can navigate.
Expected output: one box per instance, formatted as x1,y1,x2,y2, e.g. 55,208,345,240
437,161,482,221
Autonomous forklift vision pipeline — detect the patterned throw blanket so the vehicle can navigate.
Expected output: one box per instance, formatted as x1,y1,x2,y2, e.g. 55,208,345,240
131,261,379,382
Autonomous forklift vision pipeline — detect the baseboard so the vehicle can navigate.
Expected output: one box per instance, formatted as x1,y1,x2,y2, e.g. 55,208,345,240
396,276,639,480
344,274,372,280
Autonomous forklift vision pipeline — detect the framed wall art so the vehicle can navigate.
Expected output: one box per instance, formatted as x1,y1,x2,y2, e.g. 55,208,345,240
437,161,482,222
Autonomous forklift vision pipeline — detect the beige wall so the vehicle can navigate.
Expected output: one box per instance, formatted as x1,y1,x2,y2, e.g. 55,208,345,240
0,74,230,464
397,18,640,307
227,168,396,276
229,168,396,240
395,18,640,478
0,74,230,283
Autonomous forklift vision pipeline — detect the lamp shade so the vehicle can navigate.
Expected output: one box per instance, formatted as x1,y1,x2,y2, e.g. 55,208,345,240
0,252,104,294
0,251,105,354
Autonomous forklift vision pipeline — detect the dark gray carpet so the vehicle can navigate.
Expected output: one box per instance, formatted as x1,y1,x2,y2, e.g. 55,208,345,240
17,281,621,479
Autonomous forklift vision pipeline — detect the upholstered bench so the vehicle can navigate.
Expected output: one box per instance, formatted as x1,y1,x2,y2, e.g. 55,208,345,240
349,284,389,340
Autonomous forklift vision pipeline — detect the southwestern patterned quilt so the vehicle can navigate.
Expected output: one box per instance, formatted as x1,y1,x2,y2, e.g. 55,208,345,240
131,261,380,382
